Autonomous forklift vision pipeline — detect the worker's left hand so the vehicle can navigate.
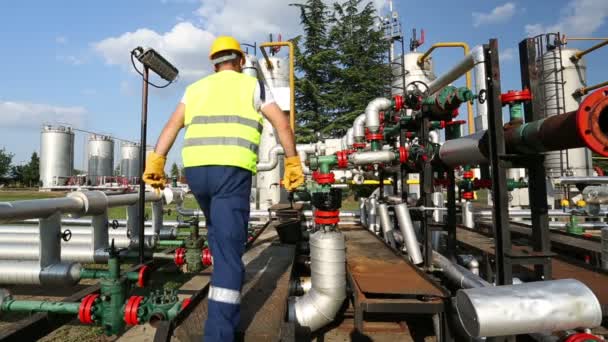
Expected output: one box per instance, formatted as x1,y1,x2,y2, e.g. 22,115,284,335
142,151,167,192
283,155,305,191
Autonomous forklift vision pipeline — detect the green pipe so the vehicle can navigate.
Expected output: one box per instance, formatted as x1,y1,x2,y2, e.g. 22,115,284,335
81,269,110,279
125,271,142,283
158,240,184,247
370,140,382,152
566,215,584,235
2,300,80,314
509,102,524,121
383,125,401,139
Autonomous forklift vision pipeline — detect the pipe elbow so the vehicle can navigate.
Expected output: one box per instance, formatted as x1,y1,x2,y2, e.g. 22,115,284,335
353,113,366,140
365,98,392,133
256,145,285,171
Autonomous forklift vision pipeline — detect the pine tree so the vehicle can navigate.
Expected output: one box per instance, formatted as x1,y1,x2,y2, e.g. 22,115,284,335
327,0,391,135
291,0,338,142
0,148,13,179
23,152,40,187
170,162,180,179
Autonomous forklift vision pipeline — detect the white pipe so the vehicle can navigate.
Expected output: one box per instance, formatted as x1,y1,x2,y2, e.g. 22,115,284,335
427,45,483,96
256,145,284,172
394,203,424,264
291,230,346,331
350,150,396,165
353,113,366,140
346,128,355,148
365,98,392,133
473,47,487,132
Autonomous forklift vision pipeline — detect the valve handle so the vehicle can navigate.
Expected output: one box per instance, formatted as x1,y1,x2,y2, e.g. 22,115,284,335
61,229,72,242
110,219,120,230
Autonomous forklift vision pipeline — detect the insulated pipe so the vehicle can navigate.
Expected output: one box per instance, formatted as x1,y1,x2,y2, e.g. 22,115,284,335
353,113,367,141
346,128,355,148
473,209,608,217
418,42,475,134
0,226,177,239
394,203,423,264
455,279,602,337
433,251,490,289
556,176,608,185
473,48,487,132
290,230,346,332
0,234,134,248
0,260,81,285
365,98,392,133
439,87,608,167
259,41,296,131
427,46,483,98
349,150,396,165
378,203,395,243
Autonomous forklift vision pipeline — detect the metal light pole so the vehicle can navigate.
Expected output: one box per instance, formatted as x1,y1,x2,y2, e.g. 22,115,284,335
131,47,178,264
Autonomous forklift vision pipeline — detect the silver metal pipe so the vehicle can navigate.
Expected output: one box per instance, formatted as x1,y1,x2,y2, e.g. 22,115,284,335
473,48,488,132
455,279,602,337
366,198,379,233
556,176,608,185
0,260,81,286
427,45,483,95
378,203,395,243
346,128,355,148
474,209,608,218
463,202,475,228
353,113,366,140
256,145,284,172
291,230,346,332
394,203,423,264
359,198,368,227
350,150,395,165
0,234,133,247
0,225,174,236
438,131,488,168
365,98,392,133
0,243,99,263
433,251,490,289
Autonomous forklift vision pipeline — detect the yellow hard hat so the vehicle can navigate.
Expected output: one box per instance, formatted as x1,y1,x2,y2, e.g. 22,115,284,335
209,36,243,59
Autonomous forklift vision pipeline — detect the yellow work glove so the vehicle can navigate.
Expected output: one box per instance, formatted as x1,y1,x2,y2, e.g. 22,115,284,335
142,152,167,192
283,155,305,191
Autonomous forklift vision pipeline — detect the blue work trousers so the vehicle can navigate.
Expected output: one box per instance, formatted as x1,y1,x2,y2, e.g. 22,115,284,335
185,165,251,342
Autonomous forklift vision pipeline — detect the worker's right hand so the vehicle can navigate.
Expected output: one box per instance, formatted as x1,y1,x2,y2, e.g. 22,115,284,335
142,152,167,191
283,155,305,191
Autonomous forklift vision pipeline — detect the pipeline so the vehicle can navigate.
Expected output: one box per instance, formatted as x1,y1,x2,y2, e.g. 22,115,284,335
432,251,490,289
353,113,367,141
290,230,346,332
439,86,608,167
365,98,393,133
257,143,324,172
394,203,423,264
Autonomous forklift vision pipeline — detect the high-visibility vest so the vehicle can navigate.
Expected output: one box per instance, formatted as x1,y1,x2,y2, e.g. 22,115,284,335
182,70,263,173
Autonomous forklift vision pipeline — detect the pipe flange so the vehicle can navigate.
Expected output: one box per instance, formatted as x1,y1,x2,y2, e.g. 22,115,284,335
576,86,608,157
393,95,404,111
201,248,213,266
137,265,150,288
124,295,144,326
563,333,602,342
67,191,108,216
174,248,186,267
500,89,532,105
180,297,192,311
399,146,408,164
78,293,99,324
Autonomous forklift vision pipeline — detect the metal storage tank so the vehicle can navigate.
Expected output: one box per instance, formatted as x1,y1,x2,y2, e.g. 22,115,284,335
120,142,140,181
87,134,114,185
40,125,74,188
541,47,592,177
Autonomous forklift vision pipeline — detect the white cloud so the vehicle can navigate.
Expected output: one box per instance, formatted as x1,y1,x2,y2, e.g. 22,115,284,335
525,0,608,36
55,36,68,44
500,47,516,62
93,1,387,82
472,2,516,27
0,101,87,128
56,55,84,66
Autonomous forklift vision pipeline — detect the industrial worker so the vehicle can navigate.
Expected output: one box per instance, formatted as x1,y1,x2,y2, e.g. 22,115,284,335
142,36,304,341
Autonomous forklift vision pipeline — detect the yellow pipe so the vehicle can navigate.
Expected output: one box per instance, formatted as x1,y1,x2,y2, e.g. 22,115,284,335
570,39,608,62
418,42,474,134
346,179,420,185
566,37,608,41
259,42,296,132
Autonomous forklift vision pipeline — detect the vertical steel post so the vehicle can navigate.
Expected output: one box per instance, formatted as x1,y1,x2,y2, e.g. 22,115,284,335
420,117,433,268
446,170,457,260
484,40,513,286
138,66,149,265
519,38,553,280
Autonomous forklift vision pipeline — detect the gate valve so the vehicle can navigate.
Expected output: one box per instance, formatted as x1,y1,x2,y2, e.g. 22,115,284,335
174,247,186,267
201,248,213,266
78,294,100,324
336,150,353,169
312,171,336,185
500,89,532,105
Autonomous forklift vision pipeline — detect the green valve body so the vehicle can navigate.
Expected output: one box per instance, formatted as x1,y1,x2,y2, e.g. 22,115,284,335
567,215,584,235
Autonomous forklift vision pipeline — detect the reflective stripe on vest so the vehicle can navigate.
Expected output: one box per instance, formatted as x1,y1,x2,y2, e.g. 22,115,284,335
182,71,262,172
208,285,241,305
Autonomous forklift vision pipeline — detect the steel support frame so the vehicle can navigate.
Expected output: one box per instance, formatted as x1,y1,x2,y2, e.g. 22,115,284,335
419,117,434,269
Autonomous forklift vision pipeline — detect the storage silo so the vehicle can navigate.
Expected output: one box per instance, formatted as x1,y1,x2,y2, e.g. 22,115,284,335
87,134,114,185
40,125,74,188
541,47,592,177
120,142,140,182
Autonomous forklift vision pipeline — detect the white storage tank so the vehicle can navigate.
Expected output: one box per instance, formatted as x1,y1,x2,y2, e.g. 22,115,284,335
87,134,114,185
120,142,140,182
40,125,74,188
542,47,592,177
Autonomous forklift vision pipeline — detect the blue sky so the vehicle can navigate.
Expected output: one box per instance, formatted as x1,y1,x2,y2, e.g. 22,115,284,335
0,0,607,171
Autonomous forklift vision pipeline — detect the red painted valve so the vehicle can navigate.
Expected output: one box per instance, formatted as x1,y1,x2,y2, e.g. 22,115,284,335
78,293,99,324
314,210,340,225
174,247,186,267
336,150,350,169
181,297,192,310
352,142,367,149
463,170,474,179
563,332,602,342
124,295,144,326
201,248,213,266
462,191,475,200
312,171,336,184
399,146,408,164
394,95,404,111
137,265,150,288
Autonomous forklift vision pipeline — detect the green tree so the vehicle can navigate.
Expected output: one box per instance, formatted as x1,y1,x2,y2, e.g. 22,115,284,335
327,0,391,134
22,152,40,187
10,164,25,185
170,162,180,179
291,0,339,142
0,148,14,180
